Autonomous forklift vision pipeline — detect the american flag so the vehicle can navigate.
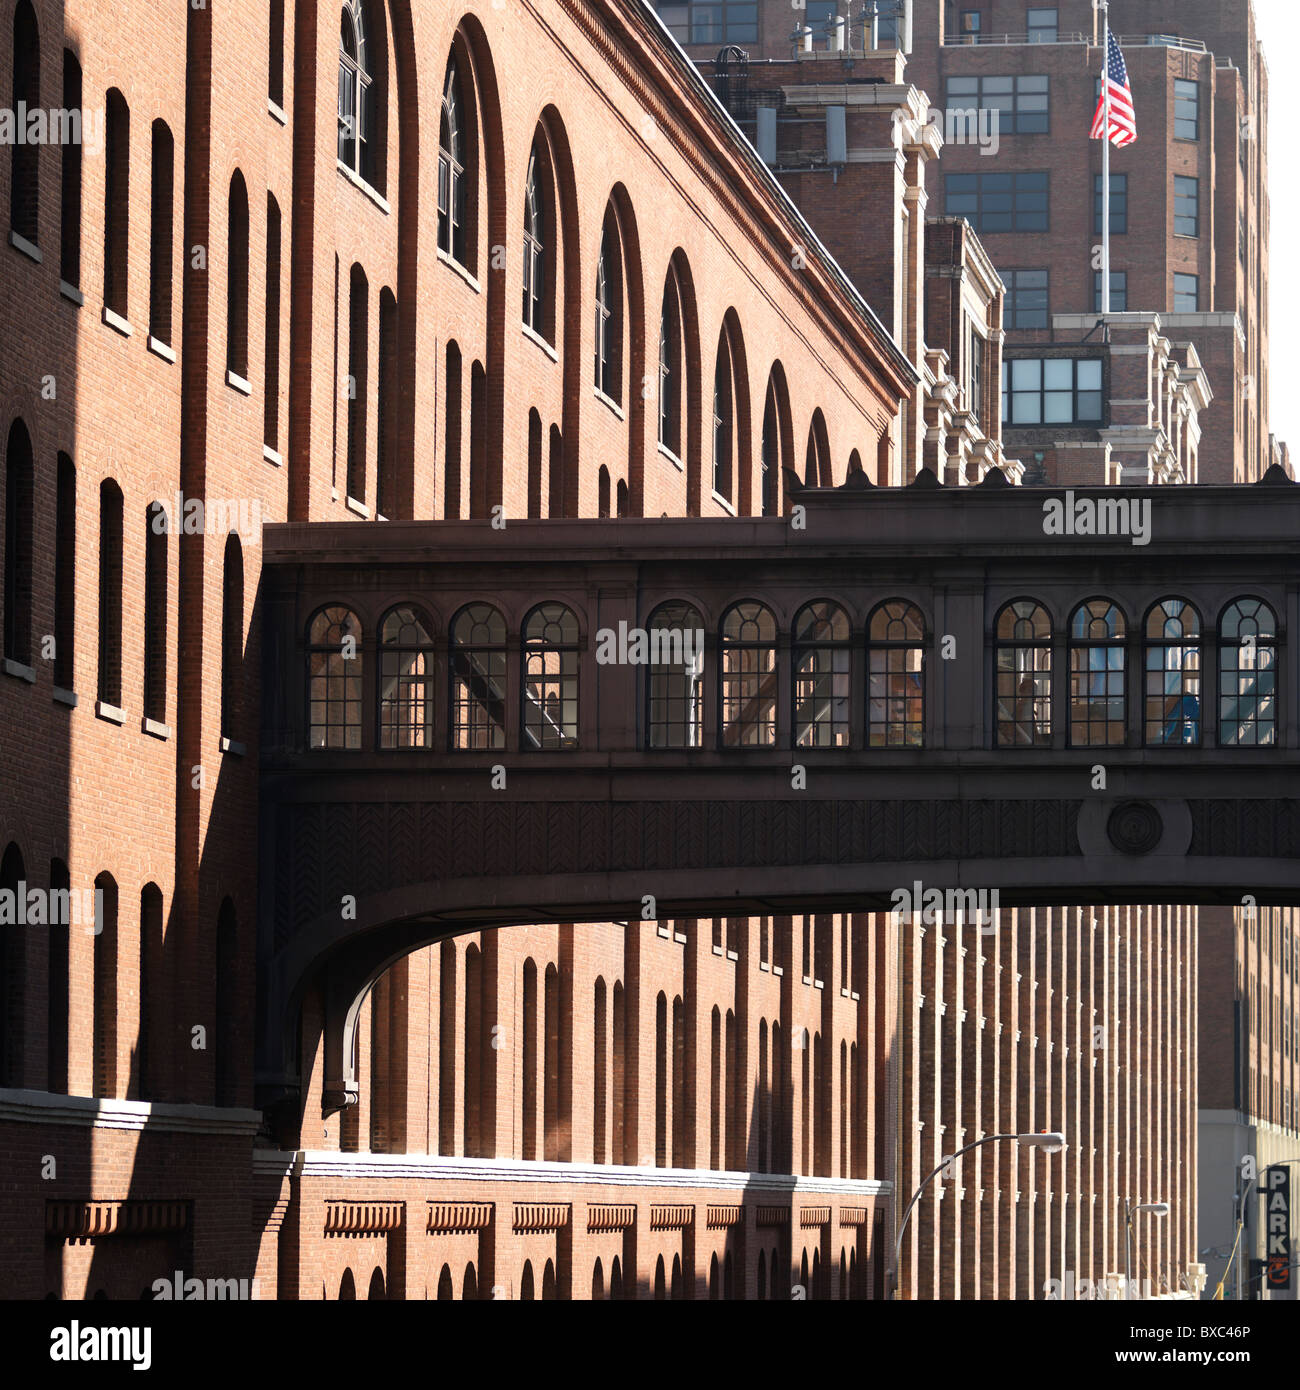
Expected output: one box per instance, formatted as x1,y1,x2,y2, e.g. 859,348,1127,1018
1089,31,1136,147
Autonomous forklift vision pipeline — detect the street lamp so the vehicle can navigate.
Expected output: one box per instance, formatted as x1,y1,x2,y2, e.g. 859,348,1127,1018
1124,1200,1170,1300
890,1131,1067,1299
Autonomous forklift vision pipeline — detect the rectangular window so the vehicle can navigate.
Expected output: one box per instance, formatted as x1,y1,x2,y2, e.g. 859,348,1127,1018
945,75,1049,135
960,10,982,39
1027,8,1058,42
946,171,1048,234
969,328,985,424
1174,79,1199,140
1093,270,1128,312
1093,173,1127,235
1173,272,1199,312
1002,357,1104,427
657,1,759,45
1174,175,1199,237
1003,269,1049,329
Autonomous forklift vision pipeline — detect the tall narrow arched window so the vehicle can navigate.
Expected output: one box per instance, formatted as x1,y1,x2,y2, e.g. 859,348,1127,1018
521,957,538,1158
60,50,82,287
522,149,545,335
93,872,119,1098
215,898,237,1106
3,420,34,667
97,479,124,708
761,384,779,516
548,425,564,519
527,409,543,519
793,601,851,747
712,333,734,503
221,534,244,741
1220,599,1277,746
655,993,668,1166
54,454,75,690
104,89,130,319
646,601,704,749
543,962,560,1160
868,600,925,747
265,195,284,453
522,604,579,749
346,263,368,503
594,211,623,402
143,505,168,725
439,59,468,263
137,884,163,1100
469,360,486,519
994,600,1052,747
720,601,777,747
47,859,71,1094
379,605,434,748
150,121,175,346
592,1259,605,1301
10,2,39,244
593,977,607,1164
805,410,831,487
598,466,611,518
758,1249,768,1301
307,606,363,749
659,271,683,457
451,604,507,749
226,173,250,380
1144,598,1202,746
269,0,285,107
338,0,380,186
0,844,25,1087
376,287,396,518
444,342,463,519
1068,599,1126,747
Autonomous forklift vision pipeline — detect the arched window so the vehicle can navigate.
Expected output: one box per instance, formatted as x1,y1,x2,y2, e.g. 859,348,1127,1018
793,601,851,747
307,606,363,749
346,263,368,503
542,1260,557,1300
868,600,925,747
10,2,40,245
670,1255,682,1301
215,898,237,1105
104,89,130,319
266,195,284,453
994,600,1052,746
376,286,396,518
1068,599,1126,747
227,173,250,380
47,860,71,1094
653,1256,665,1301
522,148,546,335
1144,598,1201,746
137,884,162,1100
338,1,379,185
93,872,119,1098
610,1256,623,1300
367,1267,384,1300
339,1269,357,1300
1219,599,1277,746
60,50,82,287
0,844,25,1087
592,1259,604,1301
436,1265,453,1300
527,409,543,519
659,272,683,456
463,1263,478,1301
379,606,434,748
438,60,468,263
712,333,734,503
522,604,579,749
594,211,624,402
98,479,124,708
761,383,780,516
709,1253,719,1300
143,505,168,725
450,603,506,750
593,977,607,1163
150,121,175,345
805,411,831,487
598,466,611,519
646,601,704,749
720,602,777,746
54,454,75,690
221,534,244,740
757,1249,768,1301
3,420,34,667
269,0,285,106
444,342,463,518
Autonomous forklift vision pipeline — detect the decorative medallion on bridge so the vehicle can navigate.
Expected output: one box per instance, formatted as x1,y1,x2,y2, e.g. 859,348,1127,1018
1106,801,1163,856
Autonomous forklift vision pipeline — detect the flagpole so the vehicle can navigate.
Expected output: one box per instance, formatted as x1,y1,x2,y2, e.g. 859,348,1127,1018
1100,0,1111,315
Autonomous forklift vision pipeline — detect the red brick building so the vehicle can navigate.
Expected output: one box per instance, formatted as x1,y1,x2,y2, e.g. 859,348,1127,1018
0,0,1200,1301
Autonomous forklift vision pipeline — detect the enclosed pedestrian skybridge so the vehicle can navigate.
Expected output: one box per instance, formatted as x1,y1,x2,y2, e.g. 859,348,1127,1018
256,467,1300,1108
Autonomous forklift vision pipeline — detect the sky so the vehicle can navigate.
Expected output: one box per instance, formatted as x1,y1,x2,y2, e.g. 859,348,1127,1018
1250,0,1294,452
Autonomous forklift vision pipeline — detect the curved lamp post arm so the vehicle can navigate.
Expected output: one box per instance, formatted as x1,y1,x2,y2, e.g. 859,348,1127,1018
891,1133,1021,1299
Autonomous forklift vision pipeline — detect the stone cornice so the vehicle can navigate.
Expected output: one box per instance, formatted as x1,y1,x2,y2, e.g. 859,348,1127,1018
0,1087,263,1136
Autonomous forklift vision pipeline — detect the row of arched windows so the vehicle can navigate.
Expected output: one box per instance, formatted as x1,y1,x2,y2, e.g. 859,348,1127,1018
435,43,870,521
995,596,1277,748
304,599,926,752
2,419,247,738
0,843,238,1104
305,594,1280,752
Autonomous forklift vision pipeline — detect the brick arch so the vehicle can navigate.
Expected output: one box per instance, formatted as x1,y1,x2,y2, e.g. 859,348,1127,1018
666,248,703,516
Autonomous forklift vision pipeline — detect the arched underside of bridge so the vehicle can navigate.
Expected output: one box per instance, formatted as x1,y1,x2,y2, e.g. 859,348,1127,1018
255,790,1300,1113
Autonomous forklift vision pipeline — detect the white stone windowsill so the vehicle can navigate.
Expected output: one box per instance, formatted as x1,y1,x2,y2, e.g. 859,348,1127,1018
96,700,127,725
148,335,177,363
102,307,132,337
9,229,41,263
3,657,35,683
